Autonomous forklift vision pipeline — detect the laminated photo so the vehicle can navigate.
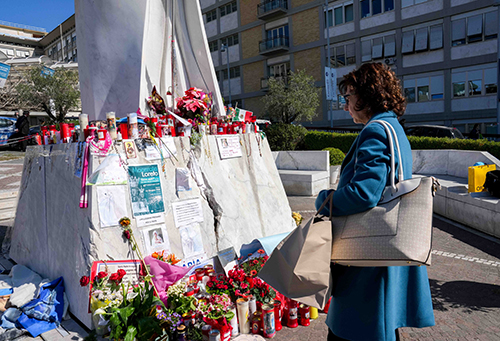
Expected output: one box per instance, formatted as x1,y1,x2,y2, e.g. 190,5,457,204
141,225,171,255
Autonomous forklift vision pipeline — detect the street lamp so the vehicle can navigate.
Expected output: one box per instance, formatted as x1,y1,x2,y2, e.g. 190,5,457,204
220,43,232,110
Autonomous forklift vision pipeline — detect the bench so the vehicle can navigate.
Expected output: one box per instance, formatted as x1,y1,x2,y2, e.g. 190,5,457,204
272,151,330,196
413,150,500,239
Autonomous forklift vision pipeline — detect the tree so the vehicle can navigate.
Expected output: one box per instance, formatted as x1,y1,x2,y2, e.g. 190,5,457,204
16,65,80,122
263,69,320,124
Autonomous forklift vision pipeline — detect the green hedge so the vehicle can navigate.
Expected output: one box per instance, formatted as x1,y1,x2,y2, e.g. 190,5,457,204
304,131,500,160
303,131,357,154
264,123,308,151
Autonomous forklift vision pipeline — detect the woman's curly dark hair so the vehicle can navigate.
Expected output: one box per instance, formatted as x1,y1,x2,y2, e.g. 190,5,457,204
339,63,406,117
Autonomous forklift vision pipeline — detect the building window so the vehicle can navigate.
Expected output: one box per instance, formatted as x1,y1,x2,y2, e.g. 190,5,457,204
429,25,443,50
452,11,497,46
265,25,289,49
327,42,356,67
485,11,498,40
384,35,396,56
360,0,393,19
404,75,444,102
415,28,428,51
372,38,383,59
325,2,354,27
402,24,443,54
452,68,497,98
222,66,241,80
221,34,239,47
361,34,396,62
206,9,217,23
220,1,237,17
361,40,371,62
209,40,218,52
485,68,498,94
269,62,290,80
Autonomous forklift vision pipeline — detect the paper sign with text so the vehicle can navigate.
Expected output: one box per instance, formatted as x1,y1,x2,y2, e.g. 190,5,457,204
216,135,242,160
171,198,204,228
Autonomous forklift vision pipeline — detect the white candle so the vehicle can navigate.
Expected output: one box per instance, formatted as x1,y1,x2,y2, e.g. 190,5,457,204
128,113,138,139
106,112,117,139
248,295,257,316
79,113,88,141
229,304,239,337
236,298,250,334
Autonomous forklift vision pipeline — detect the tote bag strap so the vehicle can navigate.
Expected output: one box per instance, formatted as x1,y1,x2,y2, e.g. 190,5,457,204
315,190,334,219
355,119,404,194
369,120,404,193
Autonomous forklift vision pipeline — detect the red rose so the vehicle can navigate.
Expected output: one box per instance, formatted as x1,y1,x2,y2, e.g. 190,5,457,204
80,276,90,287
117,269,126,280
207,282,214,288
97,271,108,279
109,273,120,282
123,230,131,240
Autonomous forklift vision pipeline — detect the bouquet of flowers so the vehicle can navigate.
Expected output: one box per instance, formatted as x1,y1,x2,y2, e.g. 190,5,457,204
166,282,197,315
199,293,234,340
206,275,233,297
250,277,276,304
198,293,234,322
176,87,213,123
292,212,303,226
81,268,129,312
151,251,182,265
156,309,182,333
240,249,268,278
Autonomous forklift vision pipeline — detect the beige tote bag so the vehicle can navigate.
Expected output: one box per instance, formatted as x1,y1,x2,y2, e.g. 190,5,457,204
331,120,439,267
259,192,334,309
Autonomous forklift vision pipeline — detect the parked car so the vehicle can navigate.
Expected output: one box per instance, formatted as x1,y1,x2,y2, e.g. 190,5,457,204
256,119,271,131
0,116,17,146
405,125,465,139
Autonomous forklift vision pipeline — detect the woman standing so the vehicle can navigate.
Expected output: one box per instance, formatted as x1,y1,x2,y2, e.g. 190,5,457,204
316,63,435,341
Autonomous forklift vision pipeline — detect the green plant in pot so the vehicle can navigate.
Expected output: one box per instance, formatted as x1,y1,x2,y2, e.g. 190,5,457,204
323,147,345,185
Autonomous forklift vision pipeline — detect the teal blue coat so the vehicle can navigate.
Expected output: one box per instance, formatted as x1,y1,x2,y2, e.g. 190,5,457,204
316,112,435,341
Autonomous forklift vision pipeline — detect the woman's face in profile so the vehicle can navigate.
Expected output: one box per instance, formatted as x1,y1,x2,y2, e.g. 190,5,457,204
344,86,371,125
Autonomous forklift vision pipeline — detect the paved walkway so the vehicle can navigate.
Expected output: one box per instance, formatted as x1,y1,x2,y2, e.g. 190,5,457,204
277,197,500,341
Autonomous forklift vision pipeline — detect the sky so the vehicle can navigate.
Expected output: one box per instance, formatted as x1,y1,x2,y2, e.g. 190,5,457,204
0,0,75,33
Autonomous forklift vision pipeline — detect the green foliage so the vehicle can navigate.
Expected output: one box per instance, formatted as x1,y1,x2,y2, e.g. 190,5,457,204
107,284,163,341
407,136,500,159
167,292,197,315
303,131,358,153
16,65,80,123
303,130,500,160
323,147,346,165
263,69,321,124
264,123,308,151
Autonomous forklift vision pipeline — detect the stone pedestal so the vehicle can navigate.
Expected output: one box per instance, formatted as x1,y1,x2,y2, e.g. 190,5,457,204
6,134,294,328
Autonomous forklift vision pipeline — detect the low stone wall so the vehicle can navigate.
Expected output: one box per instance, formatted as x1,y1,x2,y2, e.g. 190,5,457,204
413,149,500,239
272,151,330,196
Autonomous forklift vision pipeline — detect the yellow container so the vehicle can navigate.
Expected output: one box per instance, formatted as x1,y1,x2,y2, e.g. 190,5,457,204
309,306,318,319
468,164,496,193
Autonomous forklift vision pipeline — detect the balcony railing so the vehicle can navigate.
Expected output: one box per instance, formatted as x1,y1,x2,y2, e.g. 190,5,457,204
257,0,288,19
259,36,289,55
261,76,290,90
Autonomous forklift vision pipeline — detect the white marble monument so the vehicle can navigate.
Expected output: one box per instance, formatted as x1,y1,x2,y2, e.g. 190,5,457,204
75,0,224,120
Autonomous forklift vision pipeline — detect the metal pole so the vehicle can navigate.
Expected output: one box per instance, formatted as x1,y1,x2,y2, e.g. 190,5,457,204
171,0,176,111
59,24,65,62
227,47,232,108
325,0,332,127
